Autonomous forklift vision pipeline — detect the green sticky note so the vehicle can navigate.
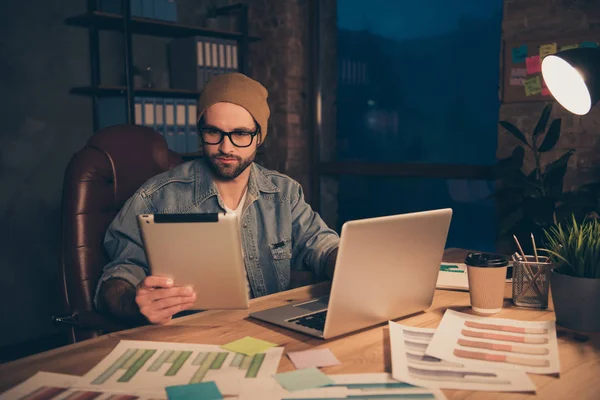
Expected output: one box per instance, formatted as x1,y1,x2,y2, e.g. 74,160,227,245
524,76,542,96
275,368,334,392
220,336,278,356
440,264,464,273
166,382,222,400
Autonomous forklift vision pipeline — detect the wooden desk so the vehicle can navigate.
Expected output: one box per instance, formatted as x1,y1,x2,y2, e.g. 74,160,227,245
1,249,600,399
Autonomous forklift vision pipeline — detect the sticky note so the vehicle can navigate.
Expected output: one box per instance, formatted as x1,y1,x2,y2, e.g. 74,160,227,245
542,86,551,96
510,78,525,86
524,76,542,96
580,41,599,48
274,368,334,392
221,336,278,356
511,67,527,78
560,44,579,51
166,382,222,400
539,43,557,58
287,348,341,369
526,55,541,74
440,264,465,273
511,45,528,63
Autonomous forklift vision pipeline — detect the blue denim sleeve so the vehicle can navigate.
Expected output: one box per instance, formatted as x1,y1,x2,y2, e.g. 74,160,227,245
290,183,340,278
93,191,153,309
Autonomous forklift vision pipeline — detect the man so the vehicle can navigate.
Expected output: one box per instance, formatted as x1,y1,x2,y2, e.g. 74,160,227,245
95,73,340,325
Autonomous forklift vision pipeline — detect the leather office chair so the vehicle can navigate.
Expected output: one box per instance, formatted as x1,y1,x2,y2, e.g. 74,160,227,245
54,125,183,343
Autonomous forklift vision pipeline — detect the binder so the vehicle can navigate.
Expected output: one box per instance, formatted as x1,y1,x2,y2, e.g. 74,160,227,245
142,97,155,128
196,38,205,89
131,0,143,17
212,41,219,77
134,96,143,125
218,40,226,75
175,99,187,152
232,41,238,71
225,42,232,73
164,98,176,150
186,99,199,153
205,40,213,82
155,99,165,136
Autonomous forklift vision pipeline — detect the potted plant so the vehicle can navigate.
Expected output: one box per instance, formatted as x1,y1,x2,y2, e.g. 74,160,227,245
541,215,600,332
496,103,599,254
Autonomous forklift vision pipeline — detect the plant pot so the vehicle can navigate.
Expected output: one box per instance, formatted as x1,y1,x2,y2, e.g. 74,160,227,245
550,268,600,332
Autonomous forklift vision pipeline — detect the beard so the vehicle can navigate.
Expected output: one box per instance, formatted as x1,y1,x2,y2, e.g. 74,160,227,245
205,149,256,180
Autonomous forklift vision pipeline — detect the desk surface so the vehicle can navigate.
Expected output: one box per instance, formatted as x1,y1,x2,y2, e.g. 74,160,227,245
1,248,600,399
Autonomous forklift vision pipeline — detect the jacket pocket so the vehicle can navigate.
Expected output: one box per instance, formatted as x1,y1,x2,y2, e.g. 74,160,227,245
269,238,292,290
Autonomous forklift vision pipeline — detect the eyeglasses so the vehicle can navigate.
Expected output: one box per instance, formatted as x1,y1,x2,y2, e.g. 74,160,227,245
197,124,260,148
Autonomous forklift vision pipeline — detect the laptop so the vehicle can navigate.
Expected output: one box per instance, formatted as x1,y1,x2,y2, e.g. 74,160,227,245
250,208,453,339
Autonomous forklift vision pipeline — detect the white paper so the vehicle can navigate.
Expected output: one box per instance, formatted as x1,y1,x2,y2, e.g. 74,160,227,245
426,310,560,375
437,263,512,291
74,340,283,396
328,373,446,399
389,321,536,392
0,372,165,400
238,373,445,400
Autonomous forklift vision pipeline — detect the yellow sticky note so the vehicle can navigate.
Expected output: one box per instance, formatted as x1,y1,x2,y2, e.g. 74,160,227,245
524,76,542,96
560,44,579,51
221,336,278,355
539,43,557,58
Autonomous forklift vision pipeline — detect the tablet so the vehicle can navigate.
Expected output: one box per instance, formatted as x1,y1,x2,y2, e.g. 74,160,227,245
137,213,249,310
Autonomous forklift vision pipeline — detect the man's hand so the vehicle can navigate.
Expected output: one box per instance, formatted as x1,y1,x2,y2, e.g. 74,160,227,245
135,276,197,325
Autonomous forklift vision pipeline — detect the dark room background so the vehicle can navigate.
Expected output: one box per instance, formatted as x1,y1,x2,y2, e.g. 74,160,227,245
1,0,600,358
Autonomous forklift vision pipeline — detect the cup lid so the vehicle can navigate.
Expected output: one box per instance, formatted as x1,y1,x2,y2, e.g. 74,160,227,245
465,252,508,267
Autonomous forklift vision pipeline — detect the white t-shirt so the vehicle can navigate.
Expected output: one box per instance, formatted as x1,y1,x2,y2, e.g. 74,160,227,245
222,188,251,298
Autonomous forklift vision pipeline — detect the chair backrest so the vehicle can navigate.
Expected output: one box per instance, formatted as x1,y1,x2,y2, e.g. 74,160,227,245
59,125,182,341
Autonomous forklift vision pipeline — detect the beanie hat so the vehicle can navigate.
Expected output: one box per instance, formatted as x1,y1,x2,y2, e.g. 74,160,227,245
197,72,270,141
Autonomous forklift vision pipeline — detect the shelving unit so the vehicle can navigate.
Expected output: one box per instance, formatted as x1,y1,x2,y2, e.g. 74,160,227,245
67,1,254,136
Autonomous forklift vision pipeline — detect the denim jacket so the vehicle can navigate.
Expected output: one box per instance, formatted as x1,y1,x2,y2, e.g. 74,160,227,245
94,160,340,308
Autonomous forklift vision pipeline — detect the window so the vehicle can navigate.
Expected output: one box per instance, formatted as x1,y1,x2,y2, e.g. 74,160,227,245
318,0,503,252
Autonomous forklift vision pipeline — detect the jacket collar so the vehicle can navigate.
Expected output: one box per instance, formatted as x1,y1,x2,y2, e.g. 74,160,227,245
194,159,279,205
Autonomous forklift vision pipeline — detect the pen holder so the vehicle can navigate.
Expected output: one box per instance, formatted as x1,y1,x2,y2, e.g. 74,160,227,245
512,255,552,309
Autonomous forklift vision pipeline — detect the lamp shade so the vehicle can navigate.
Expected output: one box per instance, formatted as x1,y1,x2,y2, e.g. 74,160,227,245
541,47,600,115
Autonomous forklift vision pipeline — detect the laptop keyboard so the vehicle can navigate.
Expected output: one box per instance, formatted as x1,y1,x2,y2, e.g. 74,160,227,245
289,310,328,331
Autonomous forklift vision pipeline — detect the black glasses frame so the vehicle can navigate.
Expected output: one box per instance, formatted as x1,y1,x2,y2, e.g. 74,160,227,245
197,124,261,148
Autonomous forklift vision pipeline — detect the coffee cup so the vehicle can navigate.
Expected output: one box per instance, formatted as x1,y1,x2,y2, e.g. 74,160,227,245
464,252,509,315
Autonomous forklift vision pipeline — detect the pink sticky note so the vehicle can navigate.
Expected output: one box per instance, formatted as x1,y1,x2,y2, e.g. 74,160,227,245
526,55,541,74
542,86,551,96
287,348,341,369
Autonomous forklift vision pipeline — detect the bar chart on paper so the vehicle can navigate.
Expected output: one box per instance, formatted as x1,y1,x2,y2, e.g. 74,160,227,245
76,340,283,396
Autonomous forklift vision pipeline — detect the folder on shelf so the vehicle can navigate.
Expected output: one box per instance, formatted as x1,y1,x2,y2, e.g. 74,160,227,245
140,0,153,19
197,38,205,88
187,99,199,153
142,97,155,129
218,40,226,75
175,99,187,153
134,96,143,126
155,98,165,136
164,98,177,150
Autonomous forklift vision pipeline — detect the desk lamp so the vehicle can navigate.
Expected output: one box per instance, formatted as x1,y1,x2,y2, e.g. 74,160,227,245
541,47,600,115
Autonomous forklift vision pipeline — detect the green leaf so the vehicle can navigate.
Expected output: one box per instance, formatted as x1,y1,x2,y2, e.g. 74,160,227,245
499,121,530,148
538,119,562,152
533,104,553,137
543,150,574,197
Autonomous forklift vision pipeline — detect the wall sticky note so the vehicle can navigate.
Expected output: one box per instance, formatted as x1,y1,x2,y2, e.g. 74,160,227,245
580,41,599,48
166,382,223,400
560,44,579,51
221,336,278,356
539,43,557,58
511,45,528,63
511,68,527,78
274,368,334,392
524,76,542,96
526,55,541,75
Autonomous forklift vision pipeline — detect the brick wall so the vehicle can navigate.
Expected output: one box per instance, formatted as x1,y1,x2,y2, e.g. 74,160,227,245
500,0,600,193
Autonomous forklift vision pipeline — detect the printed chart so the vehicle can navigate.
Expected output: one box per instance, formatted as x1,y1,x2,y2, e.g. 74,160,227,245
389,322,535,392
0,372,165,400
426,310,559,374
76,340,283,396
